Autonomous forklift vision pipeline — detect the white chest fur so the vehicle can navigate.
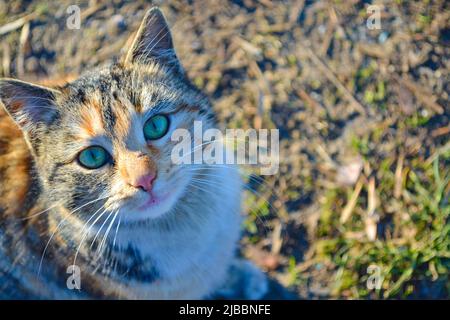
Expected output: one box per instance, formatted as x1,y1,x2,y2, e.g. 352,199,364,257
106,165,242,299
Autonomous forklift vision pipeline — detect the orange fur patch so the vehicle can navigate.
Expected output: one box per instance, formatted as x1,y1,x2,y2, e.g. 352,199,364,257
78,96,105,138
0,108,32,218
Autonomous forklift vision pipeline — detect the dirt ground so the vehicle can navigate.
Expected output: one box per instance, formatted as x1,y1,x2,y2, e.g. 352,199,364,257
0,0,448,299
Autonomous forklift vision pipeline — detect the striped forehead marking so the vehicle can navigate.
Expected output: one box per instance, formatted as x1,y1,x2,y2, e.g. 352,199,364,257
77,89,138,139
78,93,105,138
112,93,136,140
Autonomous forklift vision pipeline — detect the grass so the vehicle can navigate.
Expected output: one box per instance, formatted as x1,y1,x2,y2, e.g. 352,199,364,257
301,151,449,299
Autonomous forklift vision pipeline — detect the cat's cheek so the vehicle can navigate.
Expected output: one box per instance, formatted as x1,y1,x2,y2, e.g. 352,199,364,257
146,143,160,155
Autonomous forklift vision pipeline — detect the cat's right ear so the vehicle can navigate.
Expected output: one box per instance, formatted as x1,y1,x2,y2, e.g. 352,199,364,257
0,79,60,134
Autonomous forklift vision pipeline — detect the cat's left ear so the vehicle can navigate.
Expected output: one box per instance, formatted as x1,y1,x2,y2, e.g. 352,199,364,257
0,79,60,133
124,7,183,73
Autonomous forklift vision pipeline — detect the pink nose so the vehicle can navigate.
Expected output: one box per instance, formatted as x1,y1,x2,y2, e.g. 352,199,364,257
131,172,156,192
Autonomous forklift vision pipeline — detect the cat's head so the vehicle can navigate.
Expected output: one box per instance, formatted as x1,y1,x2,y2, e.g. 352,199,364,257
0,8,215,224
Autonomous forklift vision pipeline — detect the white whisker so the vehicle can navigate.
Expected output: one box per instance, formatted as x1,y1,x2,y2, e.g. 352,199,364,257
37,195,109,276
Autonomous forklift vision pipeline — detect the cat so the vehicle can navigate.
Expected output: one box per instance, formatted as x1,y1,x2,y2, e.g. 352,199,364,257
0,7,267,299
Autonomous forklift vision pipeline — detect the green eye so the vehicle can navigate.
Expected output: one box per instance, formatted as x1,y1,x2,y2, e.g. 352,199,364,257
143,114,170,140
78,146,109,169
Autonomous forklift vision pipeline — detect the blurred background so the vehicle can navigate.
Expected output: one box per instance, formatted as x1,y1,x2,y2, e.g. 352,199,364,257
0,0,448,299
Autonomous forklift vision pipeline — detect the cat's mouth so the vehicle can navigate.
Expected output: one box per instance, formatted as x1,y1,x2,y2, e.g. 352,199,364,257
109,173,190,223
118,186,181,222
